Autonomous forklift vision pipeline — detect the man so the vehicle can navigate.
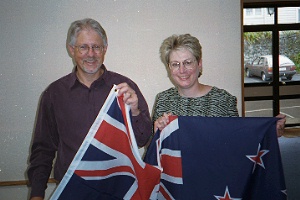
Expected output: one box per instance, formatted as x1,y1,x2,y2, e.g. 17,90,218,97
27,18,152,200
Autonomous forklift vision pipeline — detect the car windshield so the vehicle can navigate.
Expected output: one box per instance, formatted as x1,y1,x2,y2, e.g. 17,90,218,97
268,56,294,65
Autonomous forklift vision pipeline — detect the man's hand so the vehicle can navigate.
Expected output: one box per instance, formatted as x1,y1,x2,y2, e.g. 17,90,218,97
115,83,140,116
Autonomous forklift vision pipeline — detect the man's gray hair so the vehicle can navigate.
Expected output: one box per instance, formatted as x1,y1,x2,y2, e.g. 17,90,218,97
67,18,108,47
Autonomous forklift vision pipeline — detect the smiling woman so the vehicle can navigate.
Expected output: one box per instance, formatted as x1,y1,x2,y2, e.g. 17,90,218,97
152,34,239,132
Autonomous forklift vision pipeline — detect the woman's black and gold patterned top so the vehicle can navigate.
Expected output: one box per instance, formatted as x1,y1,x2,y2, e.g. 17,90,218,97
152,86,239,122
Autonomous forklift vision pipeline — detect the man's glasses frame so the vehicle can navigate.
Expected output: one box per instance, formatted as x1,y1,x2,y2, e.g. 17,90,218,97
74,45,105,54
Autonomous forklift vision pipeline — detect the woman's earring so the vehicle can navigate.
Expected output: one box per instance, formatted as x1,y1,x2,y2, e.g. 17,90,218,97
198,71,202,77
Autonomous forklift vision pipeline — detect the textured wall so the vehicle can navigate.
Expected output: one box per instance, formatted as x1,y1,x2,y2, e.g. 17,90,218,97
0,1,241,199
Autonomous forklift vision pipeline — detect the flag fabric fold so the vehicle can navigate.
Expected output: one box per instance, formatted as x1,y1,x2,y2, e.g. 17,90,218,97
144,116,287,200
50,85,286,200
50,85,161,200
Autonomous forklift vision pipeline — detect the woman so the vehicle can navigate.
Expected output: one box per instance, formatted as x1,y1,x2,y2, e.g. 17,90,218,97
153,34,285,136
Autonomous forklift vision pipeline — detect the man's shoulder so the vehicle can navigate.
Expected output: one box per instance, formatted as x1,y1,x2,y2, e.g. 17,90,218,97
45,72,74,91
53,72,75,83
104,70,136,86
105,70,130,80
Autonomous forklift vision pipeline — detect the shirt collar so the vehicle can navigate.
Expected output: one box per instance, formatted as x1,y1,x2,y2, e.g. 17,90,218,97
69,64,107,89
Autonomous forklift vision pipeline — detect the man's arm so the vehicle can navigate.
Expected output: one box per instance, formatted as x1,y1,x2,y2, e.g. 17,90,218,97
30,197,44,200
115,82,152,147
27,90,58,198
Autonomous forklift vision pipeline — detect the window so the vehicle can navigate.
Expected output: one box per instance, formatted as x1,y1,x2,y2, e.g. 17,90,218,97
245,8,263,17
278,7,300,24
243,8,274,25
243,2,300,128
245,8,253,16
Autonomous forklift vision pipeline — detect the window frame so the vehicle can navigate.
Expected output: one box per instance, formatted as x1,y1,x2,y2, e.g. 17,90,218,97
243,1,300,128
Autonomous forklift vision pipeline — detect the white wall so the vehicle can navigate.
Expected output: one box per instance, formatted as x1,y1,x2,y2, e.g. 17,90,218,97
244,0,299,2
0,1,241,199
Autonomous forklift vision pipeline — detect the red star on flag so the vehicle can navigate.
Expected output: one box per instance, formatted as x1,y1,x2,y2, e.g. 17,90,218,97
246,143,269,173
214,186,241,200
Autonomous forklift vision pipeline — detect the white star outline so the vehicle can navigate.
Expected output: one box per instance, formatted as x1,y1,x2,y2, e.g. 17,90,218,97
246,143,269,173
281,189,287,196
214,186,242,200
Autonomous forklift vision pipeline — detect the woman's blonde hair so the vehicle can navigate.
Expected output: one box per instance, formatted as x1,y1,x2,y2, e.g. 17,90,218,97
159,34,202,68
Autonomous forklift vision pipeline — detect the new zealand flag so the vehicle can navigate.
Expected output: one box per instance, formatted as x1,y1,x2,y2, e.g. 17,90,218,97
50,86,161,200
144,116,287,200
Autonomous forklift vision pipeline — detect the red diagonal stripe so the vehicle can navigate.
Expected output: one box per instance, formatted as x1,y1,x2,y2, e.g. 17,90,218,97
161,154,182,178
74,165,134,177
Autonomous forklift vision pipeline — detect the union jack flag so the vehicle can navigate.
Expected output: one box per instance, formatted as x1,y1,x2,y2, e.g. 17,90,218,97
144,116,287,200
50,85,161,200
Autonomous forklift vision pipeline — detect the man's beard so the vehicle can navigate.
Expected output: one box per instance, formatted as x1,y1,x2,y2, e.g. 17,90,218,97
81,58,102,74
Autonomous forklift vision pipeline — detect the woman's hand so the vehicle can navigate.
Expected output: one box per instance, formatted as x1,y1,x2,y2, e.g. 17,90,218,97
276,114,286,137
154,113,172,132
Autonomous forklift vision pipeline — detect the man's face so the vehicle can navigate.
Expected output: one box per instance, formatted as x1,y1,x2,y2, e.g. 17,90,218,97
69,28,107,75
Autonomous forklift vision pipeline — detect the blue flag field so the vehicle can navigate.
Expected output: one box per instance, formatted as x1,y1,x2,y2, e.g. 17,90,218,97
144,115,287,200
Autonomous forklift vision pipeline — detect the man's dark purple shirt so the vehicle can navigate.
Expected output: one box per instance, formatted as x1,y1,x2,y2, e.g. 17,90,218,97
27,65,152,198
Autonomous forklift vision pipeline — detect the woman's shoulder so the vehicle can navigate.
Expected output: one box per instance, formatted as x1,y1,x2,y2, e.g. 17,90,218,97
156,87,177,97
210,86,236,98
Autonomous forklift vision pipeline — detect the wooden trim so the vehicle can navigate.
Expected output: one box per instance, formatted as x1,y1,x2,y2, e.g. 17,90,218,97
243,1,300,8
0,178,56,187
241,0,246,117
283,127,300,138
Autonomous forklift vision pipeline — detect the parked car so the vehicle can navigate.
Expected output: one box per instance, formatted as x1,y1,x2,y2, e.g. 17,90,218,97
245,55,296,81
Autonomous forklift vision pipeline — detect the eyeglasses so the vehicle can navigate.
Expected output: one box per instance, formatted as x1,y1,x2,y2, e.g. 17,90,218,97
74,45,104,54
169,59,196,71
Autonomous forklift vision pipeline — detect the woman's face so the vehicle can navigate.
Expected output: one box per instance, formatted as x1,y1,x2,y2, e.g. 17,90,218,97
168,48,202,90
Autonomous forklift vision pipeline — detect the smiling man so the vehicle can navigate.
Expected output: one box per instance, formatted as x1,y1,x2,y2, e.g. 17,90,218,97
27,18,152,200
